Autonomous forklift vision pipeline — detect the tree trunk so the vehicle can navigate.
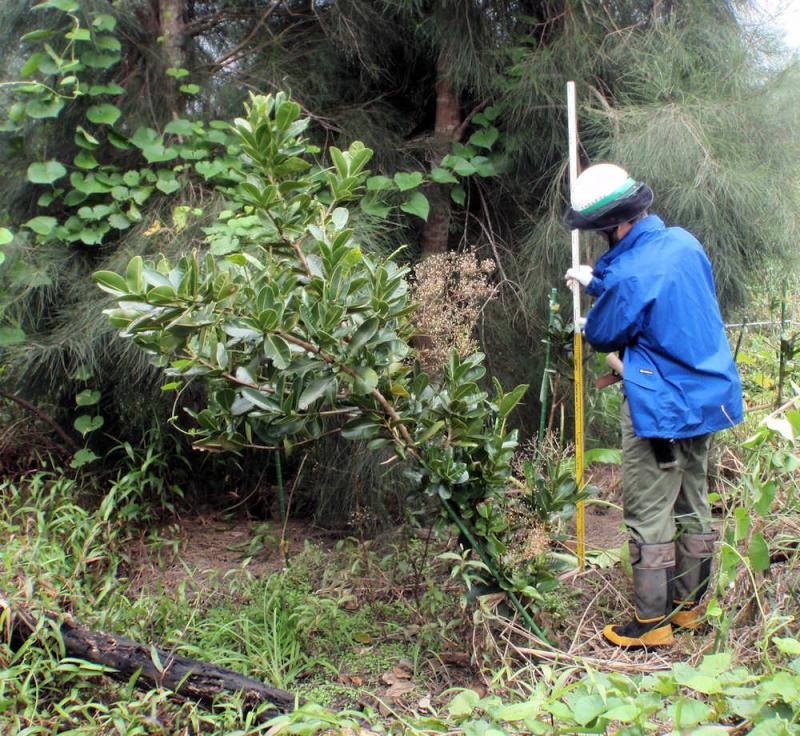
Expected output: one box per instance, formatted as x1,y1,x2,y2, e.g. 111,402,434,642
157,0,186,114
420,51,462,258
1,593,297,717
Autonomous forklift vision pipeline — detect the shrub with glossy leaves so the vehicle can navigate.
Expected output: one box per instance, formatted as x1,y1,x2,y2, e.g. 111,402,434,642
95,93,528,590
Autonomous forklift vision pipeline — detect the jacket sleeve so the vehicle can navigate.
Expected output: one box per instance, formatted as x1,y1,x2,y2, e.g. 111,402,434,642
584,275,651,353
585,276,604,298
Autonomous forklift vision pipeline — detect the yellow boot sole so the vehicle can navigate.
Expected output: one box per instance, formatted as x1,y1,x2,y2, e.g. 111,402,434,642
603,623,674,648
671,609,701,630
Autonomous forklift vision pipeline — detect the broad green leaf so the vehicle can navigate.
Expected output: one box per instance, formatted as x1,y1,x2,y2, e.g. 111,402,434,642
351,365,379,395
734,506,750,542
417,420,444,443
263,335,291,369
447,689,480,718
469,126,499,149
179,84,200,95
341,417,382,441
74,414,104,436
81,50,120,69
584,447,622,465
131,127,162,149
109,213,130,229
765,415,795,440
673,662,722,694
92,13,117,31
241,387,280,412
215,343,228,370
88,83,125,96
76,389,101,406
33,0,79,11
570,694,605,726
298,376,336,410
65,27,91,41
21,30,54,43
75,125,100,149
748,531,770,572
86,103,121,125
21,53,43,77
400,192,429,221
451,186,466,205
430,167,459,184
366,175,393,191
69,448,99,469
166,67,190,78
95,35,121,51
126,256,143,292
27,161,67,184
223,323,261,340
0,327,26,346
156,171,180,194
445,155,476,176
774,637,800,655
0,228,12,246
74,151,99,169
25,96,65,119
165,118,195,136
347,317,379,355
24,216,58,236
494,700,542,721
666,698,712,728
498,384,527,419
394,171,423,191
331,207,349,230
360,195,391,218
600,703,637,722
93,270,129,295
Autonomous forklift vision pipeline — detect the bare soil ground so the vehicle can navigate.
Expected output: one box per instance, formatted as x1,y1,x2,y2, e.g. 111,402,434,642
125,517,326,597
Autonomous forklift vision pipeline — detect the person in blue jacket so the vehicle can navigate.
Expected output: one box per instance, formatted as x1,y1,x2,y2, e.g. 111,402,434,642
563,163,743,648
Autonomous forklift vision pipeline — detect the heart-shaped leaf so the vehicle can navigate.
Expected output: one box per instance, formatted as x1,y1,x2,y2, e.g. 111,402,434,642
27,161,67,184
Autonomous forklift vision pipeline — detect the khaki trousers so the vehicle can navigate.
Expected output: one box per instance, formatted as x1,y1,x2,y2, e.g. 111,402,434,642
622,398,713,545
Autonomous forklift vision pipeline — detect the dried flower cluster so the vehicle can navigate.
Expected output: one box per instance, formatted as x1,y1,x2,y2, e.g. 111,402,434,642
500,506,552,570
411,251,496,373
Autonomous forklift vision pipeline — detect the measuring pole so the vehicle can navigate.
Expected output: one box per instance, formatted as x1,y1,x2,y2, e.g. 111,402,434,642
567,81,586,570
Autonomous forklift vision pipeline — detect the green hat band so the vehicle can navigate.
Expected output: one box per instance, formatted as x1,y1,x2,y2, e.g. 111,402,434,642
579,177,638,214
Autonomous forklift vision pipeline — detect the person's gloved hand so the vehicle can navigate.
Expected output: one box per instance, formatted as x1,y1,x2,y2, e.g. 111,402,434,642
565,265,594,289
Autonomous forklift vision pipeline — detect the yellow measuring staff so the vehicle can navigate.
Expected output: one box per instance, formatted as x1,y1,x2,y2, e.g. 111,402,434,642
567,81,586,570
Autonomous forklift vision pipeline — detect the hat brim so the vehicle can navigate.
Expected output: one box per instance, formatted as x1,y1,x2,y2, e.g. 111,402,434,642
564,184,654,230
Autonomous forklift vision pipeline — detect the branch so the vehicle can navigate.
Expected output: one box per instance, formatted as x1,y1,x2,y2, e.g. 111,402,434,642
0,388,80,453
208,1,283,72
290,237,312,278
453,100,489,142
0,592,297,717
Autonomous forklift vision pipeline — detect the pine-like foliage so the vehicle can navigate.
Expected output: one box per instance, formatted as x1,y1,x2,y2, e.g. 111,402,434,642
1,0,798,518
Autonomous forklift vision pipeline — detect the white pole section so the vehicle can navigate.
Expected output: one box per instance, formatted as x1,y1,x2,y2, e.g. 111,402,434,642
566,80,586,571
567,81,580,323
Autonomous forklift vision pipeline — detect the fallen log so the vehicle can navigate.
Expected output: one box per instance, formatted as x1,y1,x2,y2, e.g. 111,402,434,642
0,592,298,716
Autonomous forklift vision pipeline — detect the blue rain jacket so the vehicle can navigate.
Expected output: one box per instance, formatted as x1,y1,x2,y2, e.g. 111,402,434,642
584,215,743,439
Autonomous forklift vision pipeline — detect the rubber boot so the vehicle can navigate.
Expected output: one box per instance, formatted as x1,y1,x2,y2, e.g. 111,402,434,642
603,541,675,648
672,532,717,630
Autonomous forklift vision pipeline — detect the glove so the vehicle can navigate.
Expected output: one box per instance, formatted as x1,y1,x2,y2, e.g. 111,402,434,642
565,265,594,289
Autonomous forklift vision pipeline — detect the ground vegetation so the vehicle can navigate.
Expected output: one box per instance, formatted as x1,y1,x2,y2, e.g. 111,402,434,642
1,0,799,733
